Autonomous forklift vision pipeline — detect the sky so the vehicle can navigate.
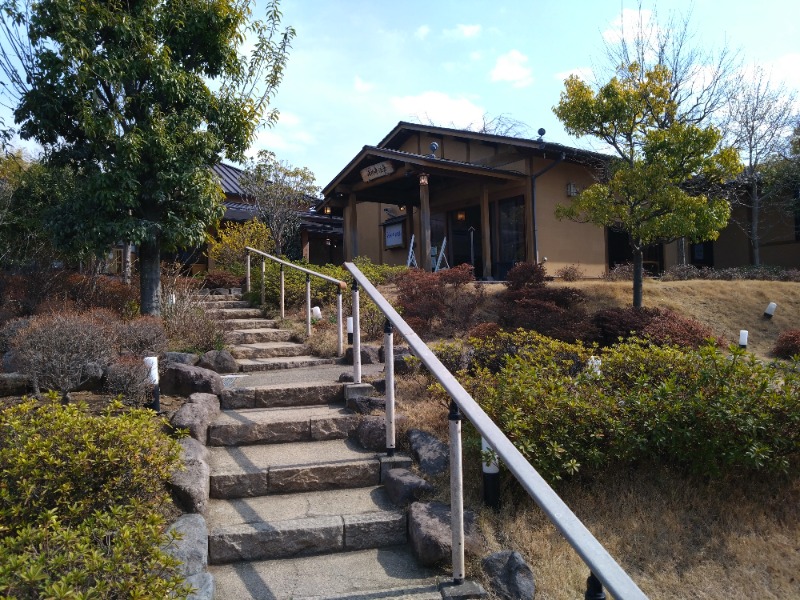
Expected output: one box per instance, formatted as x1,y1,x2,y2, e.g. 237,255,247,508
2,0,798,190
253,0,800,189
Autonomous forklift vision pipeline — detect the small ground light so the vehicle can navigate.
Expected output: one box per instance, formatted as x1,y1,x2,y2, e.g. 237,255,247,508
739,330,748,349
764,302,777,319
311,306,322,320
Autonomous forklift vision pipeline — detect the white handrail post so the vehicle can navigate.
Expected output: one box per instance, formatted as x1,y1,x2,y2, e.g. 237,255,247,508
352,279,361,383
245,251,251,293
280,265,285,320
259,258,265,306
384,319,395,456
449,400,465,584
305,274,312,337
336,287,344,356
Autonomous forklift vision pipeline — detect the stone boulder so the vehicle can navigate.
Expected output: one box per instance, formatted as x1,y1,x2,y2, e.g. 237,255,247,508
409,502,482,567
346,396,386,414
481,551,535,600
384,468,434,506
170,437,210,514
163,352,200,366
170,394,220,444
378,345,411,363
338,371,355,383
344,345,380,365
197,350,238,374
184,572,215,600
0,372,29,396
407,429,449,476
166,513,209,577
161,363,223,397
355,415,408,451
74,361,105,392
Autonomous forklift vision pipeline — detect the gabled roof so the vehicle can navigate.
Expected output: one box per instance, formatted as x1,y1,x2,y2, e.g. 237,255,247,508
212,162,245,197
377,121,612,164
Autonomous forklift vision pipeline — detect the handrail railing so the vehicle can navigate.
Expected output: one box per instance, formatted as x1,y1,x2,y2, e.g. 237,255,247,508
245,248,347,356
345,261,648,600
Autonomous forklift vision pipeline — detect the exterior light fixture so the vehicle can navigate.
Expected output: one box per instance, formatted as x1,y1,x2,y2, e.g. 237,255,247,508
323,206,332,215
456,210,466,222
566,182,579,197
419,173,429,186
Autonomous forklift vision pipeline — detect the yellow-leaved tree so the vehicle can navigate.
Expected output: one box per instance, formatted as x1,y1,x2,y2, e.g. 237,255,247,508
207,219,274,276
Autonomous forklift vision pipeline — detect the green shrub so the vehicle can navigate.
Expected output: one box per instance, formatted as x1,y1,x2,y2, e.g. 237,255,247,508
468,337,800,481
0,400,188,598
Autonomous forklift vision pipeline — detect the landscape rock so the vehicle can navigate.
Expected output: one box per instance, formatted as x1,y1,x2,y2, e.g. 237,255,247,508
166,514,209,576
384,468,434,506
188,392,221,417
197,350,238,374
346,395,386,414
338,372,355,383
370,378,387,394
211,288,230,295
407,429,449,475
171,402,213,444
184,572,215,600
170,437,210,514
355,415,408,451
481,550,535,600
378,345,412,363
344,345,380,365
408,502,482,566
163,352,200,366
0,372,29,396
75,361,105,392
161,363,223,397
2,350,19,373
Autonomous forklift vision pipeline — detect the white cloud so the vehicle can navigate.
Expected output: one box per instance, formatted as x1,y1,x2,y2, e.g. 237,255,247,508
248,122,315,158
389,91,485,129
770,53,800,92
602,8,656,46
275,110,301,127
444,24,482,39
415,25,431,40
469,51,482,61
490,50,533,88
354,76,374,93
554,67,593,83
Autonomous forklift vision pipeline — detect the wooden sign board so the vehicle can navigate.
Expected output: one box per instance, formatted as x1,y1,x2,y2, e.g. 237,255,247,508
384,222,405,248
360,161,394,183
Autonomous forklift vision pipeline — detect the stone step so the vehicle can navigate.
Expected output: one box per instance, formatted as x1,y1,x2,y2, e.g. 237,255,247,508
208,439,383,499
230,341,308,360
207,404,357,446
198,300,251,309
209,546,441,599
194,293,243,301
221,382,344,410
207,487,405,563
221,318,279,331
225,328,293,345
206,308,264,320
236,356,338,373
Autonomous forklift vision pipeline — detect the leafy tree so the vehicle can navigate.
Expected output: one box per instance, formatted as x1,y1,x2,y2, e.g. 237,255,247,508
1,0,294,315
207,218,274,275
554,63,741,307
240,150,318,256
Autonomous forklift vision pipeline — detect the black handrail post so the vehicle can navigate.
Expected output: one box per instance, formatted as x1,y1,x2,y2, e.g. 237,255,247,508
585,572,606,600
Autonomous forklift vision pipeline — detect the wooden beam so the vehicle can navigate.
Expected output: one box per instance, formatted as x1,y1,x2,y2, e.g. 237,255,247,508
344,193,359,260
524,160,536,263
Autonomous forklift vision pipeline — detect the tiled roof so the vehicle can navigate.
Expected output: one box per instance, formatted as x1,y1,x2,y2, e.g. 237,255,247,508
212,162,245,197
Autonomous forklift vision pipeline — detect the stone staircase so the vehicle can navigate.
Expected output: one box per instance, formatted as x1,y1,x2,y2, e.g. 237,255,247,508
200,295,337,373
199,293,444,599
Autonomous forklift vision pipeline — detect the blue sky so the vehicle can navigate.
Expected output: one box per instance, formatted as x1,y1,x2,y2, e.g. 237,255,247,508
256,0,800,188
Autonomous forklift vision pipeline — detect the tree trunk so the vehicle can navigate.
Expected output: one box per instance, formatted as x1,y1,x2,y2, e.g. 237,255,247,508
632,248,644,308
122,242,132,285
138,237,162,316
751,185,761,266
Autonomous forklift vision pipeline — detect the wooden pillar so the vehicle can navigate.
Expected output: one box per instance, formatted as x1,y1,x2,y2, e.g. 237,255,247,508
419,174,432,271
480,184,492,279
344,193,359,260
301,230,310,262
524,161,536,263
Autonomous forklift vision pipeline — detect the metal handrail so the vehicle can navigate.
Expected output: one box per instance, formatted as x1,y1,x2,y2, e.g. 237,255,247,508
245,248,346,356
344,261,648,600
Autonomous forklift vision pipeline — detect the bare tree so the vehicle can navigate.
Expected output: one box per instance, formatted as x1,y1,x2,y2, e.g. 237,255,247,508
414,112,532,138
726,67,797,265
240,150,318,257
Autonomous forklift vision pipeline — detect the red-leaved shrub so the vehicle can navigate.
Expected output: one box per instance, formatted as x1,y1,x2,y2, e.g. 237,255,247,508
773,329,800,359
202,270,244,290
589,307,717,348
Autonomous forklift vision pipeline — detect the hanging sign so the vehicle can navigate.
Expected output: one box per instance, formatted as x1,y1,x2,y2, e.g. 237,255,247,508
360,161,395,183
384,222,404,248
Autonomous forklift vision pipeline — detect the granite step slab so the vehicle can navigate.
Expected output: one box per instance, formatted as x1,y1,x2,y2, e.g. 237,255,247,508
221,318,279,331
236,356,337,373
206,308,265,320
198,300,251,309
221,381,344,410
207,404,357,446
231,342,308,360
225,328,293,345
208,439,381,499
209,546,442,599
